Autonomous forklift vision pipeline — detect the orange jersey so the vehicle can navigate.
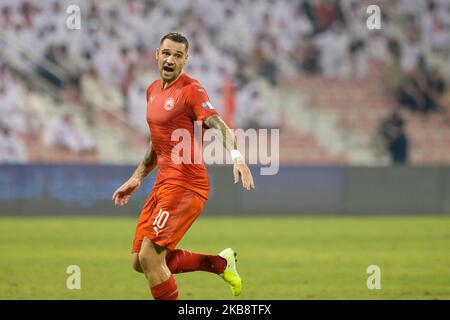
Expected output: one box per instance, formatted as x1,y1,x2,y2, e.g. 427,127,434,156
146,73,218,200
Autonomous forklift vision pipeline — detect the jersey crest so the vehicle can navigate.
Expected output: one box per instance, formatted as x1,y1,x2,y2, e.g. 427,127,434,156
164,97,175,111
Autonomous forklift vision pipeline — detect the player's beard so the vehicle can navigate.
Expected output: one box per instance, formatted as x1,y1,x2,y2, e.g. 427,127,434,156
161,66,181,85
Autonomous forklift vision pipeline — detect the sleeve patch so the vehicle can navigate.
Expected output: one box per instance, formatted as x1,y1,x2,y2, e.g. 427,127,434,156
201,101,215,110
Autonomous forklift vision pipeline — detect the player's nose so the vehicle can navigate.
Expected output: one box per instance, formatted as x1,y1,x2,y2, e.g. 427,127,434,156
166,56,175,64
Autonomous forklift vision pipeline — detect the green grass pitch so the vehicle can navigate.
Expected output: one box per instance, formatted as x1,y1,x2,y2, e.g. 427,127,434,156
0,215,449,300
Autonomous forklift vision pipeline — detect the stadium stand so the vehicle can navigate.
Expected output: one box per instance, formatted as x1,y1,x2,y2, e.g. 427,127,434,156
0,0,449,165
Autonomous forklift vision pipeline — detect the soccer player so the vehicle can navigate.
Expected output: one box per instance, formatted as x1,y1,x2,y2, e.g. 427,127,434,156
112,32,255,300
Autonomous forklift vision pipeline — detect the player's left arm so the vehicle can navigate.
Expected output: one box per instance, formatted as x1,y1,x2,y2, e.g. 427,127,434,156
205,115,255,190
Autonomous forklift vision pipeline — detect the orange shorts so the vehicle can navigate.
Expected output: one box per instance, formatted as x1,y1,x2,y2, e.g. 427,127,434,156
132,184,206,253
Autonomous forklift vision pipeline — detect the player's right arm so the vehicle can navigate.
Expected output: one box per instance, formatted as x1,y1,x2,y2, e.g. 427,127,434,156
112,141,157,206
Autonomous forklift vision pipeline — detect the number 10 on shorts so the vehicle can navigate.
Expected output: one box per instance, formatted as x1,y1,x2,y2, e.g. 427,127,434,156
153,209,170,234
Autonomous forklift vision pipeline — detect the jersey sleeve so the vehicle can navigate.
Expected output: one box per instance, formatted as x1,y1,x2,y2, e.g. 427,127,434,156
146,80,158,103
146,85,152,103
187,83,219,122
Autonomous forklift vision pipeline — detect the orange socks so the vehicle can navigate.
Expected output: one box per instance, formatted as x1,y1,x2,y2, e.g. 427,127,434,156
150,275,178,300
166,249,227,275
150,249,227,300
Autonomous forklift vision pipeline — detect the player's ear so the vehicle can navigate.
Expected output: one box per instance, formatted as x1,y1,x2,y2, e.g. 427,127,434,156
155,48,159,61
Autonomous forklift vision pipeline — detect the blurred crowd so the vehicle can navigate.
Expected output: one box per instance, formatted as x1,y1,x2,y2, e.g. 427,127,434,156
1,0,450,164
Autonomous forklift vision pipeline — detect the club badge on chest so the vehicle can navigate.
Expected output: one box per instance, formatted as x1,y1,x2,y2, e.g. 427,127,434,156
164,97,175,111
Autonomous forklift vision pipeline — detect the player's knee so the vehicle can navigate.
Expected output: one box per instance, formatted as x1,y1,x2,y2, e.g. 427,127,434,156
132,261,143,273
131,254,143,273
139,240,167,271
138,251,150,270
139,244,157,270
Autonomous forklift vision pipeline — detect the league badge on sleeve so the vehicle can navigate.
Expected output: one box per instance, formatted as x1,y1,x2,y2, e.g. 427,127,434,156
202,101,214,110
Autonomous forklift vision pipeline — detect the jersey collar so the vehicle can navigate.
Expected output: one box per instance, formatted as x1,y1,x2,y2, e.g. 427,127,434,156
161,72,186,90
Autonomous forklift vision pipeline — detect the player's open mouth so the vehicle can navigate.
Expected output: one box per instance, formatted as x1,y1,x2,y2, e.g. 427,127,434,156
163,66,175,73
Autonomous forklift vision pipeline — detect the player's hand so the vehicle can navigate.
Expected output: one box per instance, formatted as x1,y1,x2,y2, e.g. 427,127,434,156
112,176,142,206
233,160,255,191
